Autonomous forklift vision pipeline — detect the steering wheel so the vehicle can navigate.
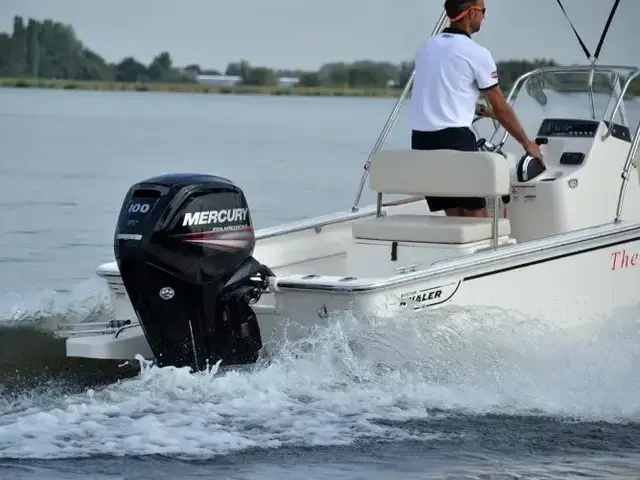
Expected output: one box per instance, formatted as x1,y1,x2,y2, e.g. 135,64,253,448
475,138,487,150
475,137,506,157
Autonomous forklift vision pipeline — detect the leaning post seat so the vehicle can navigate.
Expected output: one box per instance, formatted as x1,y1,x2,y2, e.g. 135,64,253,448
352,149,512,246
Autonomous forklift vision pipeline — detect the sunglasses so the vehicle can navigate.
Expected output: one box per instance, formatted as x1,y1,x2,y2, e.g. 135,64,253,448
450,5,486,22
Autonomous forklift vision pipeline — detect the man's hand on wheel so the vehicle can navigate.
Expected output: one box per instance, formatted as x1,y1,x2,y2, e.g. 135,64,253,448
524,140,544,164
475,103,495,119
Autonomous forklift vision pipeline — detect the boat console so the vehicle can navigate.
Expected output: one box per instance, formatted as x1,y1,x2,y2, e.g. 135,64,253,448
505,117,640,242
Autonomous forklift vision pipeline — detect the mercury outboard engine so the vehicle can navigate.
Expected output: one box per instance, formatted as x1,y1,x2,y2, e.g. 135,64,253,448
113,173,273,371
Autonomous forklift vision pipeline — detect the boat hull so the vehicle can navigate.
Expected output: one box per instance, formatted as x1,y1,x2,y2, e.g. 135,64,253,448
264,223,640,348
64,222,640,362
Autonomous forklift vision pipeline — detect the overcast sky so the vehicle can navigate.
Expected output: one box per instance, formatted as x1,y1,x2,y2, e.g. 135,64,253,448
0,0,637,71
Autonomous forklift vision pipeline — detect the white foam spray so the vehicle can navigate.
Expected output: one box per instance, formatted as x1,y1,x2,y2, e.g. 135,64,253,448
0,302,638,459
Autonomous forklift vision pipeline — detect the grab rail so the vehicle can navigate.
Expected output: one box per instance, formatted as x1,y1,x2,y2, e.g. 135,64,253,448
615,118,640,223
602,70,640,140
55,320,140,339
350,9,449,212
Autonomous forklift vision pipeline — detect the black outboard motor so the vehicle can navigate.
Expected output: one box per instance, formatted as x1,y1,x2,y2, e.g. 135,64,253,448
113,173,273,372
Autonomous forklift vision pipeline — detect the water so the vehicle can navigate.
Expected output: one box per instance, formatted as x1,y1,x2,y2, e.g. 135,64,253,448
1,87,640,478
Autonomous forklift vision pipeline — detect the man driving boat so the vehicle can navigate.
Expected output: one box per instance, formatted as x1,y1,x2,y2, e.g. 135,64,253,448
408,0,543,218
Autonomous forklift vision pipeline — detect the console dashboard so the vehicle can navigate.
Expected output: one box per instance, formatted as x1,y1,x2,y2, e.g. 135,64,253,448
536,117,630,142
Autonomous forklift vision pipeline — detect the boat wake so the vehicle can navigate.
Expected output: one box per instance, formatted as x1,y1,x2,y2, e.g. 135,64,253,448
0,277,109,329
0,286,639,460
0,278,134,396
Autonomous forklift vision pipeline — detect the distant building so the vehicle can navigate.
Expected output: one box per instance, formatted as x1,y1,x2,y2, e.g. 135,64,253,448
277,76,300,87
196,74,242,86
195,74,301,87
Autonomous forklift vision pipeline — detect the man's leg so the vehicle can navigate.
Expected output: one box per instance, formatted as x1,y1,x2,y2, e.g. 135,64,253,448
415,128,483,217
459,197,487,217
426,196,463,216
414,131,457,215
456,128,486,217
428,196,486,217
445,208,464,217
461,207,487,217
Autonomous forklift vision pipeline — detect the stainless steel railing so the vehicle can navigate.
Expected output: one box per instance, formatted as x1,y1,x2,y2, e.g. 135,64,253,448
615,118,640,223
351,8,449,212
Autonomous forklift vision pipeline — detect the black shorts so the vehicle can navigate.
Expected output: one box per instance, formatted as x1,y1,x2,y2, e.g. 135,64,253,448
411,127,486,212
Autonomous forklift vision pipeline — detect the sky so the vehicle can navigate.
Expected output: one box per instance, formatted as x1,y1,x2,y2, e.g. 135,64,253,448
0,0,637,71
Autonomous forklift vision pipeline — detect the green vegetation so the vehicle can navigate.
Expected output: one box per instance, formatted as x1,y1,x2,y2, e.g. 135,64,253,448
1,15,639,98
0,77,402,97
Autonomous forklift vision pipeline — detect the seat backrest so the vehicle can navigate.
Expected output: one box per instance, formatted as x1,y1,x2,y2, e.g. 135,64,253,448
369,149,510,197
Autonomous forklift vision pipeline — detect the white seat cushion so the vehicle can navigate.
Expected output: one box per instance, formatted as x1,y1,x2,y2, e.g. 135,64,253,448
370,150,510,197
352,214,511,244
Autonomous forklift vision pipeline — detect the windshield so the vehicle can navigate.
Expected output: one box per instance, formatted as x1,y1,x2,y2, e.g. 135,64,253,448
474,68,640,154
521,69,629,122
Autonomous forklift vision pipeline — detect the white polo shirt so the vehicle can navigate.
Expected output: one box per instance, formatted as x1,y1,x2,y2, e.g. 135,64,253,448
408,27,499,132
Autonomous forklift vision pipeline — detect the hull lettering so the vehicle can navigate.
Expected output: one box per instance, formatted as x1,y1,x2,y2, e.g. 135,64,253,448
611,249,639,270
399,282,459,310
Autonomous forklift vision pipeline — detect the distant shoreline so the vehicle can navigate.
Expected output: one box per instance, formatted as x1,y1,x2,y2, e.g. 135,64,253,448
2,78,637,100
0,78,403,98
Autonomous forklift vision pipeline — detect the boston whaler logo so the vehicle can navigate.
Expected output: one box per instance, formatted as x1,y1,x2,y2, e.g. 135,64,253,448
182,208,248,227
398,281,460,310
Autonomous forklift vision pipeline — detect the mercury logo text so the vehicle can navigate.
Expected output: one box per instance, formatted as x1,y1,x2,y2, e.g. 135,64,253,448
182,208,248,226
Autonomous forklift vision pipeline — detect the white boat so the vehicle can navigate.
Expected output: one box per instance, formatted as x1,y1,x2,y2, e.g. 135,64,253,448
57,2,640,371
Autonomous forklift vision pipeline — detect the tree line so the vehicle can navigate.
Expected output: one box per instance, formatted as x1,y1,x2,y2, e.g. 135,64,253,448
1,15,638,95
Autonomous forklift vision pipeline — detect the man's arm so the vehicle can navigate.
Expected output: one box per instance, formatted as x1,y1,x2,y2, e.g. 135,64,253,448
483,86,531,148
470,47,542,160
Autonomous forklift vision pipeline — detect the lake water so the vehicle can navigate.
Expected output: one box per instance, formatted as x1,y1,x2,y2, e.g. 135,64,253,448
1,87,640,479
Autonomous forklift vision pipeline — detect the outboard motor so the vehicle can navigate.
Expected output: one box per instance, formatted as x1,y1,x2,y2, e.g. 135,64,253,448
113,173,273,372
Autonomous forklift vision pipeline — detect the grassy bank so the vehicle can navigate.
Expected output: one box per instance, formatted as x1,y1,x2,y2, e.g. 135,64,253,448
0,77,402,98
3,77,637,99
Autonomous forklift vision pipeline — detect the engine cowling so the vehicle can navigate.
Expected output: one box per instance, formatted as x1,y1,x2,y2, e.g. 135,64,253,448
113,173,272,371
